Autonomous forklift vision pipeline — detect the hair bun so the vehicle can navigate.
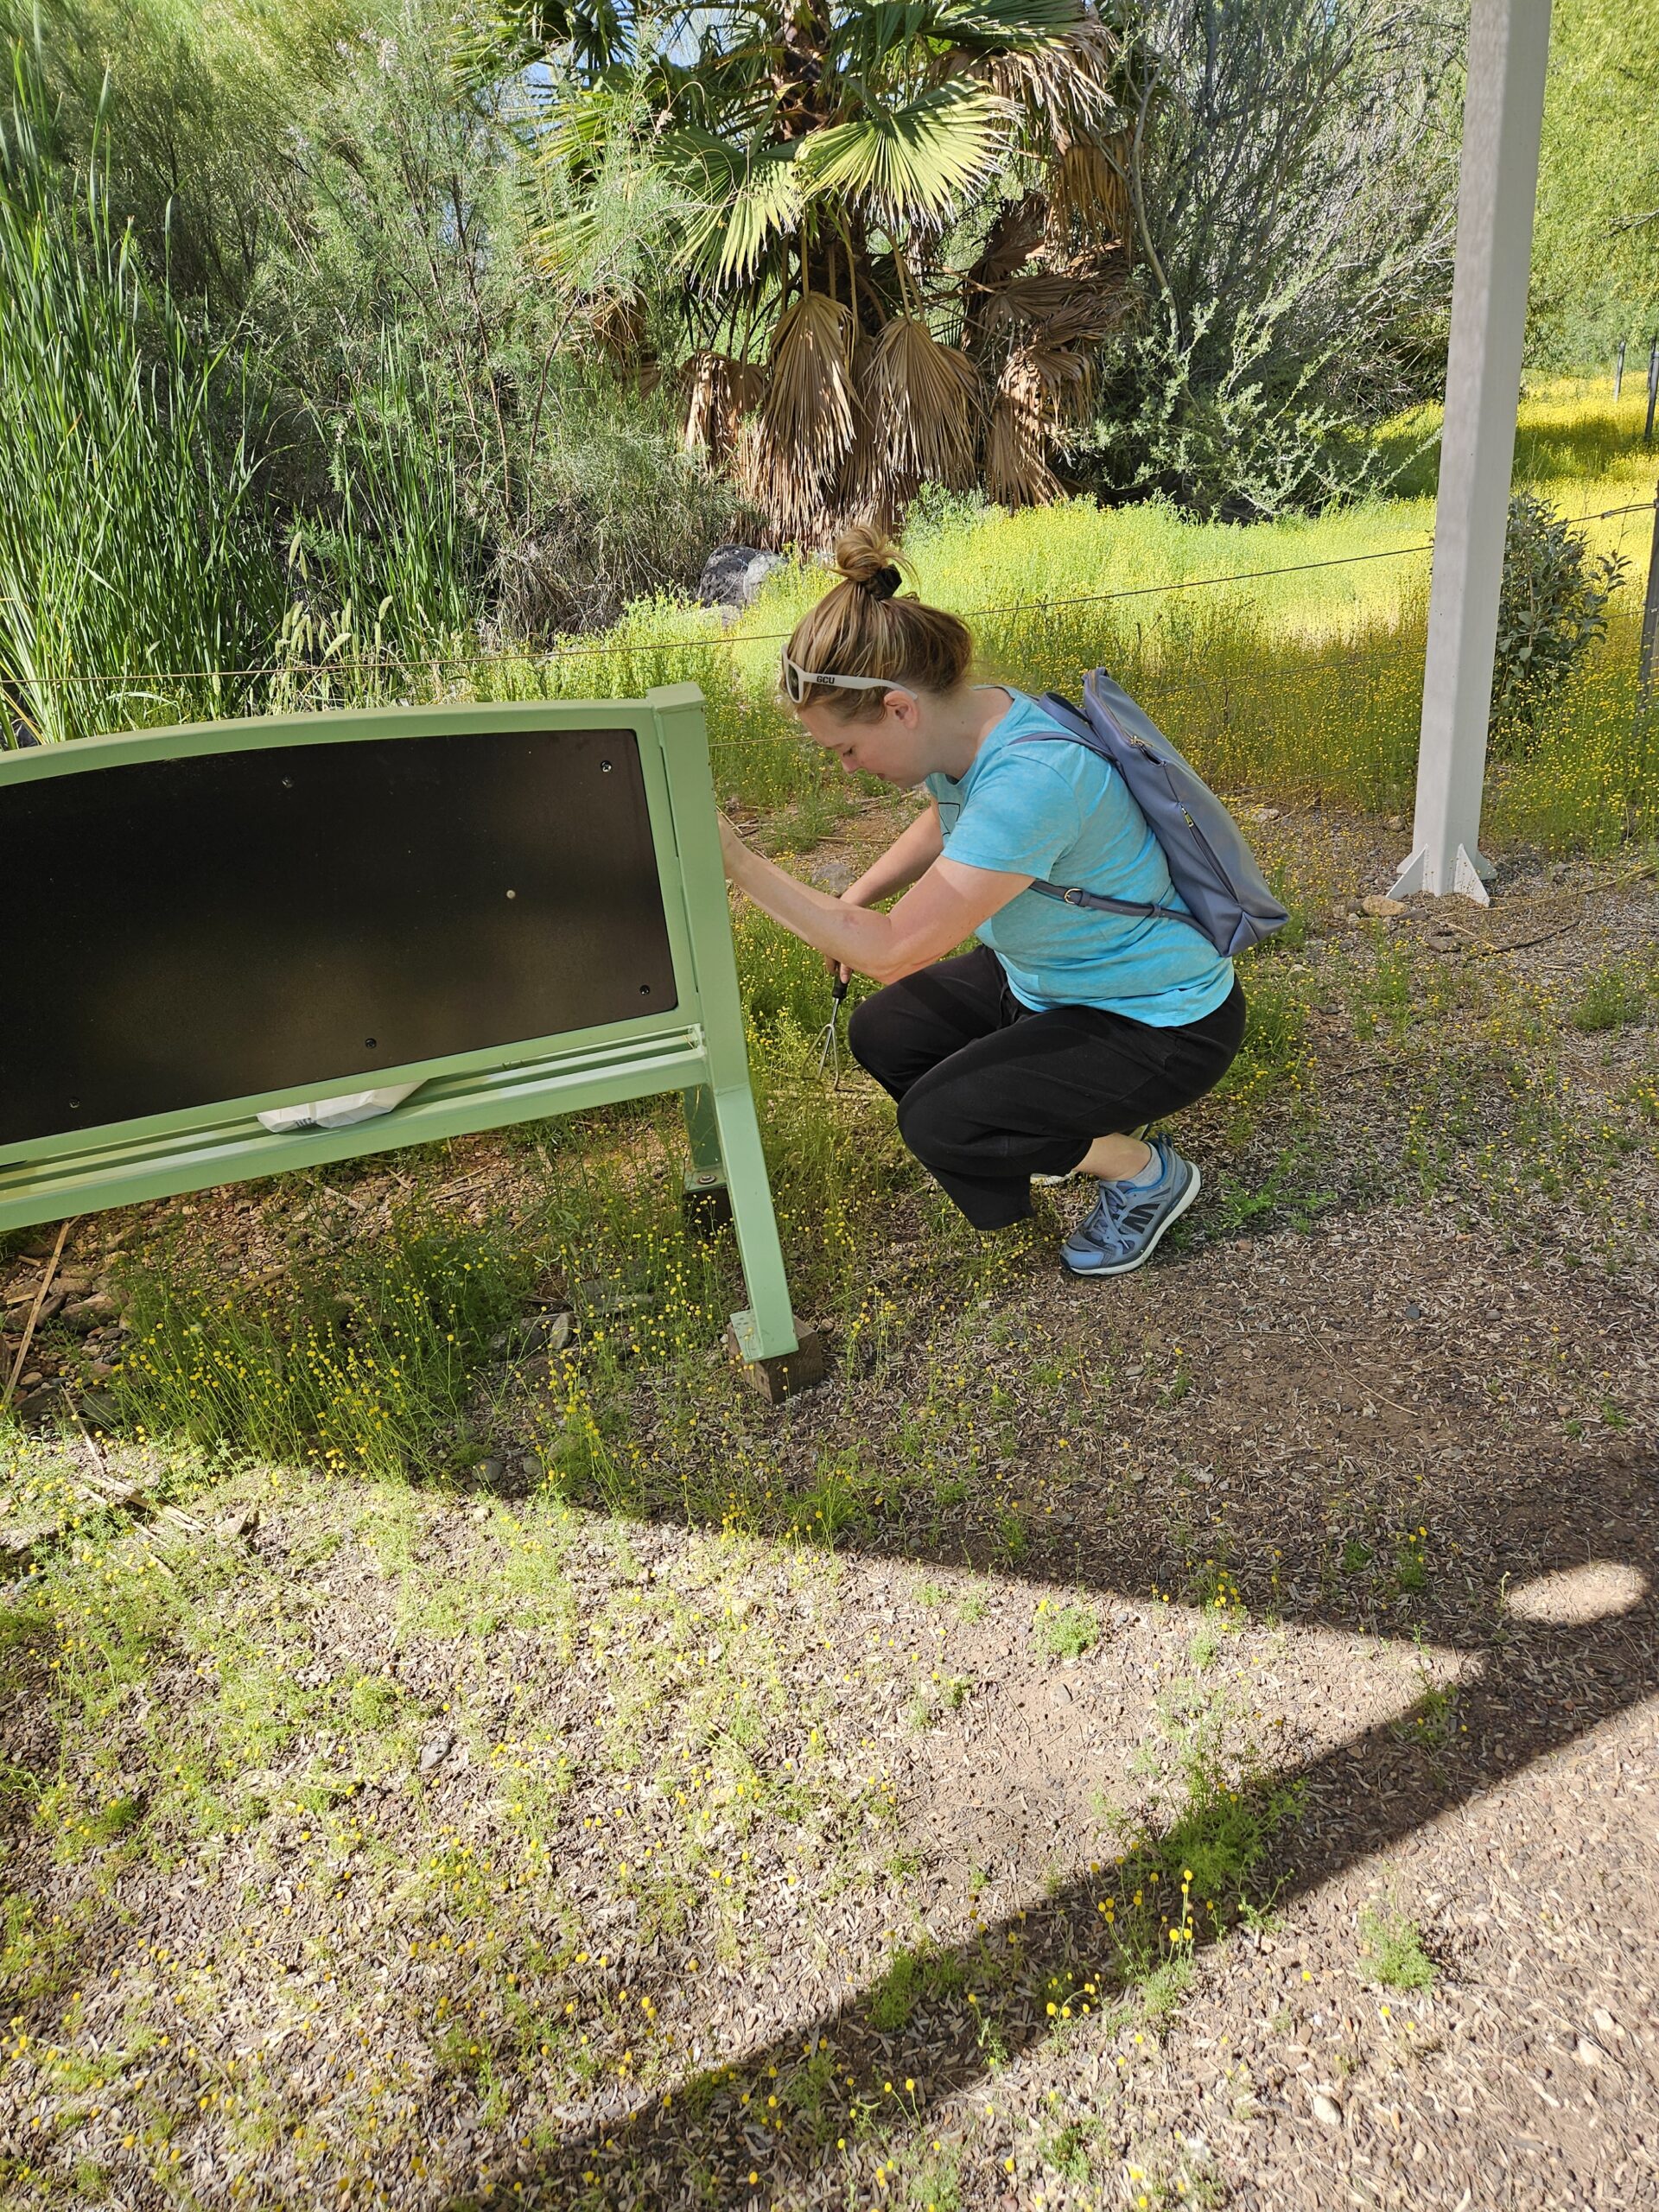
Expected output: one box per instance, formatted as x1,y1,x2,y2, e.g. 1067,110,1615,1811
832,523,907,594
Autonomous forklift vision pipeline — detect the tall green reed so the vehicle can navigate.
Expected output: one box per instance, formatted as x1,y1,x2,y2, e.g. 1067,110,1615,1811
272,329,487,711
0,29,283,746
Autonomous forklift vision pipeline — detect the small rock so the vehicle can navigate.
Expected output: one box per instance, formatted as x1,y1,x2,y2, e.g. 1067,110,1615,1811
468,1500,491,1522
214,1509,259,1543
0,1518,58,1563
1311,2090,1344,2127
477,1458,505,1487
1573,2036,1607,2069
63,1294,115,1327
523,1309,574,1357
1361,894,1407,918
1384,813,1406,832
417,1732,455,1774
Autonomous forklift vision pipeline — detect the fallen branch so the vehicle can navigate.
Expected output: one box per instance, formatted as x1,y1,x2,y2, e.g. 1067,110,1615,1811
1461,917,1586,959
2,1217,78,1411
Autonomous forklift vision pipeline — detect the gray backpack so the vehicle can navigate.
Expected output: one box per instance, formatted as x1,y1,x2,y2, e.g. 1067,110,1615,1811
1019,670,1288,958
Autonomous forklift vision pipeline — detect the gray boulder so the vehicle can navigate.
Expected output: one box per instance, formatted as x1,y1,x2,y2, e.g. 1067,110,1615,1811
697,544,786,613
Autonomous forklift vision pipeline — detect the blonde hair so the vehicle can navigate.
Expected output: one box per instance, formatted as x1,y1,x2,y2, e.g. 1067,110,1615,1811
785,524,974,720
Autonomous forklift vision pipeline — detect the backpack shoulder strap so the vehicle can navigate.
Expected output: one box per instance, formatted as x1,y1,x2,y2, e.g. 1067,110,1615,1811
1012,692,1211,939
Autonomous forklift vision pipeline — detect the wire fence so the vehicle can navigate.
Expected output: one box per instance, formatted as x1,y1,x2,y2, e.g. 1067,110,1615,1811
4,495,1654,700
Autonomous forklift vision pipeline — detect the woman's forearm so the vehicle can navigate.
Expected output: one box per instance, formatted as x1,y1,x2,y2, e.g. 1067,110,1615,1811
844,804,944,906
720,803,1020,986
723,837,902,975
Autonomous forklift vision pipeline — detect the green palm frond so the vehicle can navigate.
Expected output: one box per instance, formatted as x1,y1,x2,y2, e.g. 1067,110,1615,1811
461,1,631,78
925,0,1088,45
828,0,1084,79
671,135,805,285
801,80,1006,222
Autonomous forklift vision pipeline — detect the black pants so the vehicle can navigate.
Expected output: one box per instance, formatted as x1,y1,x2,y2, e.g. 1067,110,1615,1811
848,946,1247,1230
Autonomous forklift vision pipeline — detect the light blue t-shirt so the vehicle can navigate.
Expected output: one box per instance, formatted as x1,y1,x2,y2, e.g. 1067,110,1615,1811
925,690,1236,1027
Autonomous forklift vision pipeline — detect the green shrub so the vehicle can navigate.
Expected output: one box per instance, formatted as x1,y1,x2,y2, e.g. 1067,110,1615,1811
1571,963,1649,1033
1034,1601,1100,1660
1490,491,1628,752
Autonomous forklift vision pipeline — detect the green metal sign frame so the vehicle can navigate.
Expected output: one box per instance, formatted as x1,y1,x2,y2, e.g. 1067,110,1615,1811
0,683,801,1366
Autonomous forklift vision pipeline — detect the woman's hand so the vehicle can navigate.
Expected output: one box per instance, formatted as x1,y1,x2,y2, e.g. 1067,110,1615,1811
827,889,867,981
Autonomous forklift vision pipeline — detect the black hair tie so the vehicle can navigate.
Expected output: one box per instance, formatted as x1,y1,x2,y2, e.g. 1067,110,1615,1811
863,564,902,602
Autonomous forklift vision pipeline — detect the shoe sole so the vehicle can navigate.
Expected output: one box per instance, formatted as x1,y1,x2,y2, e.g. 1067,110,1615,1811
1059,1160,1203,1278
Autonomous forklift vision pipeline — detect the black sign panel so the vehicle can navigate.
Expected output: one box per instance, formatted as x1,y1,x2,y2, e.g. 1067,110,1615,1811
0,725,677,1147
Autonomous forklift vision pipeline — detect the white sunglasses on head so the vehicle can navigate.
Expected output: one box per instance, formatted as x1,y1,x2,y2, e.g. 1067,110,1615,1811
779,650,916,708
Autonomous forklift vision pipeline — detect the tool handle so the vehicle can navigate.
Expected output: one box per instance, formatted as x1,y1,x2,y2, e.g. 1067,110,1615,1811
830,973,849,1005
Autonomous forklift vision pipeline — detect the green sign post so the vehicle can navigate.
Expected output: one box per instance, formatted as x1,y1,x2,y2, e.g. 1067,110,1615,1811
0,683,821,1398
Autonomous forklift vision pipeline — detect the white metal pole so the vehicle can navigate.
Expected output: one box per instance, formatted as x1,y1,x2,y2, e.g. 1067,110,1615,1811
1389,0,1554,906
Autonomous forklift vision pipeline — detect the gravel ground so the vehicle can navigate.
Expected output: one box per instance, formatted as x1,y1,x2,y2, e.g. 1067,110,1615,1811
0,846,1655,2211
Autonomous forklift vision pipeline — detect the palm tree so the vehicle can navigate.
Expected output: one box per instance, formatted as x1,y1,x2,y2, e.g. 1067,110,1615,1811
474,2,1136,540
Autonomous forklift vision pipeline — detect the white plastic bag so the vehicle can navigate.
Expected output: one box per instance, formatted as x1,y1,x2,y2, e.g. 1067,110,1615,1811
257,1084,421,1135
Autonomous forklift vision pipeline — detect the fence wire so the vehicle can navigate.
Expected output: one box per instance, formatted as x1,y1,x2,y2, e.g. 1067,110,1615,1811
5,495,1653,702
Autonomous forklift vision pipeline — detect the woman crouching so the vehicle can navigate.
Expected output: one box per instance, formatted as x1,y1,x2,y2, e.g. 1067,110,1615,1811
716,529,1246,1277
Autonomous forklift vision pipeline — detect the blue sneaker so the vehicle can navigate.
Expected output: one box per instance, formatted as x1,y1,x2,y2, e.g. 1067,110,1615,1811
1060,1136,1201,1277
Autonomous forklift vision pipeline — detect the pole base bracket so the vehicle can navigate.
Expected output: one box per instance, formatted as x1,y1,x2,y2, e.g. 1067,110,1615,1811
681,1167,732,1237
728,1312,827,1403
1387,842,1494,906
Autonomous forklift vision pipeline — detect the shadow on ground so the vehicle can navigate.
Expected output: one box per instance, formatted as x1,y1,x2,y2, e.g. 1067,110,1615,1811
427,1414,1656,2207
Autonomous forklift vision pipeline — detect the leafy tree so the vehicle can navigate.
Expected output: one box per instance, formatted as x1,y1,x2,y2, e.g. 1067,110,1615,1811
1529,0,1659,371
5,0,373,312
263,2,748,637
477,1,1141,537
1065,0,1462,518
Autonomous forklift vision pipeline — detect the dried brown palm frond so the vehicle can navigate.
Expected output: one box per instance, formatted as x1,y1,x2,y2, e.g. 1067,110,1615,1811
588,293,649,363
987,350,1061,508
1047,136,1129,248
743,292,857,543
682,351,767,460
982,18,1128,141
985,321,1096,509
979,270,1085,335
979,270,1134,358
848,316,982,514
960,194,1047,354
